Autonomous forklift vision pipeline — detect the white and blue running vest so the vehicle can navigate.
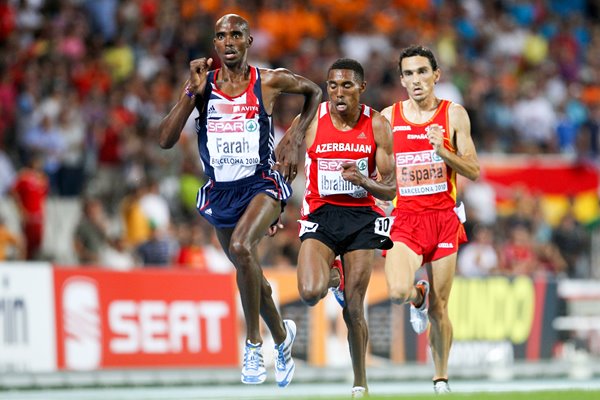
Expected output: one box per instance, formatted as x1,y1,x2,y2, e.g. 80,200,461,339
196,66,275,182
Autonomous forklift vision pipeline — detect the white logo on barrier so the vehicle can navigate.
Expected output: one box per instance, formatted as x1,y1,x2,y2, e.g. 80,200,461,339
108,300,230,354
62,277,101,370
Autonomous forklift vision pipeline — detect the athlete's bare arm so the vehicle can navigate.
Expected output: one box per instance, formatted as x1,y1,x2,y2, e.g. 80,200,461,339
159,58,213,149
287,114,318,148
429,103,479,181
340,112,396,200
262,68,322,182
380,106,393,124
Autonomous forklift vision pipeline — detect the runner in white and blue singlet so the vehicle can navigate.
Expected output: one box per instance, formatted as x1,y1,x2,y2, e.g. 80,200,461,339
159,14,322,388
194,65,291,228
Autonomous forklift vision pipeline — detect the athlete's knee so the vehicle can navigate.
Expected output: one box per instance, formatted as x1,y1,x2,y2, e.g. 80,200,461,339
228,239,252,263
388,286,412,305
261,279,273,298
298,282,326,306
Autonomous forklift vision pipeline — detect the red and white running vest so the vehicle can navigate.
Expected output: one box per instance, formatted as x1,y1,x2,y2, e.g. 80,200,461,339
390,99,458,212
302,102,381,217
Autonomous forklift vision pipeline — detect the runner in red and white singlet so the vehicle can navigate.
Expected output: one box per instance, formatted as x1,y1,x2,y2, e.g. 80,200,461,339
392,99,457,212
302,101,381,215
381,45,480,395
281,58,395,398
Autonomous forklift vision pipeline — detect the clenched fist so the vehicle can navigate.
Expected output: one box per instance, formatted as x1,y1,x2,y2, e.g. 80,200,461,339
188,58,213,96
426,124,446,155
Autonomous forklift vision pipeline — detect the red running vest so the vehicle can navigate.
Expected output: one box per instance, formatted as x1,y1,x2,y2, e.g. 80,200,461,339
391,99,458,213
302,102,382,217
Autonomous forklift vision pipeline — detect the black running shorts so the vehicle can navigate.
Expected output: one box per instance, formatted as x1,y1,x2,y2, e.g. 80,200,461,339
298,204,393,255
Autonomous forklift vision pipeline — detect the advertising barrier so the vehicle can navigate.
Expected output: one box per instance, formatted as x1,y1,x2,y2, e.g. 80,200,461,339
0,263,559,372
53,268,239,370
265,271,559,367
0,263,56,372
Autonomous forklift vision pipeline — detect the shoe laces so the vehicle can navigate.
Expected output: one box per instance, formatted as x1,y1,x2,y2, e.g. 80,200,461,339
275,341,288,371
244,343,263,371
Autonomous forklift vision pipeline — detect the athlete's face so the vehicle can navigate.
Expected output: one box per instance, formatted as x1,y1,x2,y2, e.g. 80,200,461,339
400,56,440,102
326,69,366,116
213,17,252,67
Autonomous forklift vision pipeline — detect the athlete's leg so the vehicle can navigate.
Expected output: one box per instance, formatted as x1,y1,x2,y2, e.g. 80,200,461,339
217,193,286,344
217,230,286,344
426,253,456,380
340,249,374,390
297,238,336,306
384,242,424,305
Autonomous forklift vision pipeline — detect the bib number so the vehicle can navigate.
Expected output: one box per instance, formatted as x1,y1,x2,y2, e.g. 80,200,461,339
374,217,393,237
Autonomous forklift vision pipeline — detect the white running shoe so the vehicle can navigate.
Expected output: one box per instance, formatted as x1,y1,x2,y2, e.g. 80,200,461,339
241,341,266,384
274,319,296,387
433,380,451,394
351,386,367,398
409,280,430,334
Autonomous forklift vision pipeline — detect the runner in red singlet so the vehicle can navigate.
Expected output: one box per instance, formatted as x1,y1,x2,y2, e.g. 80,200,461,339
282,58,395,398
380,45,480,394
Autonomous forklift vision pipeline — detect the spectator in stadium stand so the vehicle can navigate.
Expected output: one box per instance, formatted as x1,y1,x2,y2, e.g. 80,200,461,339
21,113,66,194
10,152,49,260
457,224,499,277
279,58,396,398
135,219,176,267
498,221,538,276
55,92,86,197
158,14,321,387
175,222,209,271
380,45,480,394
119,183,151,247
73,197,111,265
551,212,590,278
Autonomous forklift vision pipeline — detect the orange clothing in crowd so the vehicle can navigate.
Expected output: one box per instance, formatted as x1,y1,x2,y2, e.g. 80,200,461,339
582,84,600,106
393,0,431,12
310,0,369,32
0,226,21,260
121,196,150,246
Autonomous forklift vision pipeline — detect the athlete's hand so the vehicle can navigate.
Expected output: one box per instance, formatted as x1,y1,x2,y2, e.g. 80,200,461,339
340,161,364,186
274,134,300,183
188,57,213,95
426,124,446,155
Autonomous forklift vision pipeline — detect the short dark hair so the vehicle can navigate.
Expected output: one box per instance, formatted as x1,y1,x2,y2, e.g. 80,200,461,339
328,58,364,82
398,45,438,73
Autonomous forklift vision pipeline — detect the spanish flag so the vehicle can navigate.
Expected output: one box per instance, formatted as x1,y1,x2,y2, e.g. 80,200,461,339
478,155,599,227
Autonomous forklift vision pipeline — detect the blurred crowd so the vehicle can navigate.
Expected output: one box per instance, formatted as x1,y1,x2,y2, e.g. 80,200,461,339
0,0,598,278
